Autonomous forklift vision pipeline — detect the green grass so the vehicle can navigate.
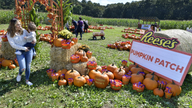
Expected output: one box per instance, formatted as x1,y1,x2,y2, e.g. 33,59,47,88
0,24,192,108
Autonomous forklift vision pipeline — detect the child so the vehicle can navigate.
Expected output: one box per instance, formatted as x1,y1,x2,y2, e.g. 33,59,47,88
15,22,37,56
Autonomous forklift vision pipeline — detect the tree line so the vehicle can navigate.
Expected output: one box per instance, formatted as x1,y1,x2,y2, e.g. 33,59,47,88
1,0,192,20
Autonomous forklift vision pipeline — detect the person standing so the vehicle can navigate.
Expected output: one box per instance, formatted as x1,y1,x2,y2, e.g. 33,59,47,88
83,20,89,33
7,18,35,86
76,17,84,40
72,19,77,34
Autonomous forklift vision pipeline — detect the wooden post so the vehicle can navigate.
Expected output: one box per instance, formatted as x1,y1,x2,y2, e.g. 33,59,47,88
60,0,63,30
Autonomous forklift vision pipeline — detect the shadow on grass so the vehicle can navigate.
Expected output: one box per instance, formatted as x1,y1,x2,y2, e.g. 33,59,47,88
0,67,52,96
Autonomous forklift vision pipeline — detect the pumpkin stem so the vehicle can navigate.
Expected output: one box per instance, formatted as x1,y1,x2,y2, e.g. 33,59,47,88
159,84,162,90
133,62,135,65
151,72,155,75
123,66,125,68
119,68,121,72
112,64,114,66
71,69,74,72
96,69,99,71
172,80,175,85
137,71,140,75
136,65,139,68
151,75,155,80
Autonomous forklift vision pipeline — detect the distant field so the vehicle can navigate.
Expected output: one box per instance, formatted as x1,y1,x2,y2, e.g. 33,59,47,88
0,9,192,30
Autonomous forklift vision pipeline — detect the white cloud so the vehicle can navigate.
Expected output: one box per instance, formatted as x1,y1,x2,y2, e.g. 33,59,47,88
78,0,141,6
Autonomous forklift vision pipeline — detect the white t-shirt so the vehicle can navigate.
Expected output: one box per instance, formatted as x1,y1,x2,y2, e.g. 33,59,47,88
25,31,36,42
7,29,28,51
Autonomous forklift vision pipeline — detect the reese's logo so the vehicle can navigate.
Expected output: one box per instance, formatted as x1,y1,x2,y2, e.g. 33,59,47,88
140,31,180,49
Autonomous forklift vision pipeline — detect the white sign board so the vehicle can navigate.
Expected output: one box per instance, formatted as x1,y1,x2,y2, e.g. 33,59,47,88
129,40,192,86
141,24,151,30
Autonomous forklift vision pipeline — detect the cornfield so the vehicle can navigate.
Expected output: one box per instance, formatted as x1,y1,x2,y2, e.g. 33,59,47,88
1,9,192,30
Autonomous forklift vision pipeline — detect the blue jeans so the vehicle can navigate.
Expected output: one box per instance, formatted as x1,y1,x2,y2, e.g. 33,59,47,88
16,49,33,80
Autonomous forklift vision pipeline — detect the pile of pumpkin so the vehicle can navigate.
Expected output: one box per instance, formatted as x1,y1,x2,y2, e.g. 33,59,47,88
0,57,19,69
105,26,114,29
70,45,92,63
37,26,51,31
107,41,132,51
0,29,7,35
47,60,181,99
40,33,52,42
122,33,141,40
121,28,145,35
88,25,106,30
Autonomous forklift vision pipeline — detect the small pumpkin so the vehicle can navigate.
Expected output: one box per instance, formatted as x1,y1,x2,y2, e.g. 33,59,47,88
153,84,164,97
82,75,89,83
72,38,78,44
94,72,109,89
96,65,102,72
61,69,68,75
103,70,114,79
14,58,19,66
166,80,182,96
74,76,86,87
65,69,80,81
113,68,126,80
53,38,63,47
131,71,144,84
2,60,13,67
143,75,158,90
80,52,88,62
46,69,55,77
130,65,143,74
70,54,80,63
145,72,158,81
128,62,136,70
122,60,128,66
8,64,16,69
89,69,101,80
158,77,172,84
58,79,67,86
110,80,122,91
107,64,118,73
75,49,84,58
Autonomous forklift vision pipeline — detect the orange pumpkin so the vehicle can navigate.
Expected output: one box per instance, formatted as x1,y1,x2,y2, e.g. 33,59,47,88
53,38,63,47
82,75,89,83
65,69,80,81
128,62,136,70
87,61,97,70
96,65,102,72
107,64,118,73
88,69,101,80
145,72,158,81
113,68,125,80
103,71,114,79
8,64,16,69
74,76,86,87
80,53,88,62
153,84,164,97
61,69,68,75
94,72,109,89
72,38,78,44
158,77,172,84
75,50,84,58
166,80,182,96
143,75,158,90
131,71,144,84
58,79,67,86
130,65,143,74
2,60,13,67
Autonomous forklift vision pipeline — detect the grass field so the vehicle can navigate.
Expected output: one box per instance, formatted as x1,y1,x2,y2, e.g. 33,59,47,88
0,24,192,108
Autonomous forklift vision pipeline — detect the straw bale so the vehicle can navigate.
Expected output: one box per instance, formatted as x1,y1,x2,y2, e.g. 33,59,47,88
154,29,192,72
1,41,16,60
50,43,81,71
71,56,97,75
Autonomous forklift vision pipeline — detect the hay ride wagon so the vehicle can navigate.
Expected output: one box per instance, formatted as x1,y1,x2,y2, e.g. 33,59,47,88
92,31,105,40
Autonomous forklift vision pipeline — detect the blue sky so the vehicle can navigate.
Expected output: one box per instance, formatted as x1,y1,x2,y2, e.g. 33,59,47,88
77,0,141,6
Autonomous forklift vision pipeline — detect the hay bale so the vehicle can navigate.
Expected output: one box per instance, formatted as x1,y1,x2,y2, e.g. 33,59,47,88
50,43,81,71
1,41,16,60
71,56,97,75
154,29,192,72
